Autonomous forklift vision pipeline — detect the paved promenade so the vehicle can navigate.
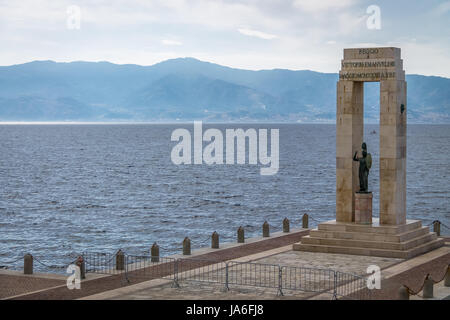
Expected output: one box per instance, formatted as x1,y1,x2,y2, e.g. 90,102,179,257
83,241,449,300
0,273,65,299
2,232,448,300
89,249,403,300
2,228,309,300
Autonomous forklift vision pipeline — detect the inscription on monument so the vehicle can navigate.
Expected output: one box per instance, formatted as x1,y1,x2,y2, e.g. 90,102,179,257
358,48,379,55
341,60,395,68
340,48,403,82
339,72,396,80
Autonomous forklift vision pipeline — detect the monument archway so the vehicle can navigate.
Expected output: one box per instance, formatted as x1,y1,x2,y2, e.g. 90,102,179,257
293,47,444,258
336,47,406,225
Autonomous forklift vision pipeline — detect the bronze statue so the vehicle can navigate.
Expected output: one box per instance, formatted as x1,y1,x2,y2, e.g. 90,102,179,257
353,142,372,193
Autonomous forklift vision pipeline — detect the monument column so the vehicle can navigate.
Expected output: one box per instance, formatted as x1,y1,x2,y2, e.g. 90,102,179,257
379,79,407,225
336,80,363,222
294,47,444,258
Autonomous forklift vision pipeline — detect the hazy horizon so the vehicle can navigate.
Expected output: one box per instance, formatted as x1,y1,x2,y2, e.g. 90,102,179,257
1,58,449,79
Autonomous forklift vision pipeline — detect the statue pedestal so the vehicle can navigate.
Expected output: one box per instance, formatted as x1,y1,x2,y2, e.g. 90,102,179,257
355,192,372,224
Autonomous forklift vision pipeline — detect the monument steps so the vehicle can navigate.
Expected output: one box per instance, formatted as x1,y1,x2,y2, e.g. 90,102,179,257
299,232,436,251
405,238,446,259
317,220,422,235
293,237,444,259
309,226,430,243
294,219,445,259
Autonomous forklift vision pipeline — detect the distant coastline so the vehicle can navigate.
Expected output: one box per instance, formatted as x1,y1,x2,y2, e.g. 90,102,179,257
1,121,450,125
0,59,449,124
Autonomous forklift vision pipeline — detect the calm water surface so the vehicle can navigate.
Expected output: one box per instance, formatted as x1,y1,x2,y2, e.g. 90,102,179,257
0,124,449,271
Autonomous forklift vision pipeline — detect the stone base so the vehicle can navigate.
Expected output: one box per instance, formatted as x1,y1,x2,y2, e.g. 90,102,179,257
293,219,444,259
355,192,372,224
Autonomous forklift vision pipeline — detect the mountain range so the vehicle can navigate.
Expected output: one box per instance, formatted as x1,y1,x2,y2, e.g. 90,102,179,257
0,58,449,123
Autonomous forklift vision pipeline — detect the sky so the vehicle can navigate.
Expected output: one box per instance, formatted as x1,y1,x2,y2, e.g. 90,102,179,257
0,0,449,77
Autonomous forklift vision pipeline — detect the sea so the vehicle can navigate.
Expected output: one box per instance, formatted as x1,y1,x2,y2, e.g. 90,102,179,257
0,123,449,272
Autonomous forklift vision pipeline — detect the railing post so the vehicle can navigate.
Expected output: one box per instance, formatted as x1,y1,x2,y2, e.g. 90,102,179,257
183,237,191,255
123,255,130,284
211,231,219,249
223,262,229,292
283,218,290,233
277,266,284,296
237,226,245,243
262,221,270,237
24,254,33,275
151,243,160,262
445,265,450,287
332,271,338,300
302,213,309,229
116,249,125,271
423,275,434,298
76,256,85,279
433,221,441,236
172,259,180,288
398,285,410,300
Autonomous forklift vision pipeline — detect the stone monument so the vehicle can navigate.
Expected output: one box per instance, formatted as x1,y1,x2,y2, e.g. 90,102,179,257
293,47,444,258
354,142,372,224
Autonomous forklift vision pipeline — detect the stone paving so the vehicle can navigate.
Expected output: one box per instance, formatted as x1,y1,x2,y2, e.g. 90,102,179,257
111,280,315,300
2,230,309,300
3,234,448,300
0,274,65,299
98,245,450,300
256,250,402,275
105,250,403,300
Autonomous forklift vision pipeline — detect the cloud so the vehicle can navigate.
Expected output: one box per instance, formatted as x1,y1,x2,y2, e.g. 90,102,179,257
0,0,449,77
162,39,182,46
293,0,355,12
237,28,277,40
432,1,450,15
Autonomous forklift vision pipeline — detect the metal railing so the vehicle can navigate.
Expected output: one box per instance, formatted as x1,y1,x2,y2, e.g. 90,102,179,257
282,266,335,295
82,250,371,299
226,261,280,292
125,255,177,284
82,251,122,275
176,258,226,285
335,271,371,300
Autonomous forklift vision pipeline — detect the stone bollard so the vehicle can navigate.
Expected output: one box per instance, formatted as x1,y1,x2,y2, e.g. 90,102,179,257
76,256,85,280
302,213,309,229
283,218,290,233
433,221,441,236
262,221,270,237
398,286,410,300
183,237,191,255
24,254,33,275
211,231,219,249
151,243,160,263
116,249,125,271
422,275,434,298
444,266,450,287
237,226,245,243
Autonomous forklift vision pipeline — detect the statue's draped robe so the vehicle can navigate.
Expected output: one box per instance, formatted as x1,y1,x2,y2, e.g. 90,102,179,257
353,155,369,192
